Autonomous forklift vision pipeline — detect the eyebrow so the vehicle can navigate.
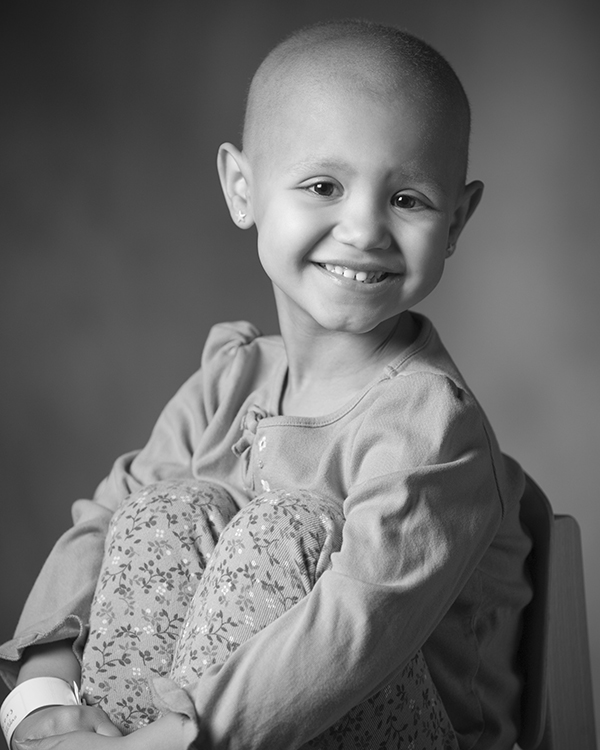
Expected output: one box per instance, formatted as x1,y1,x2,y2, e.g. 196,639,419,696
287,158,357,177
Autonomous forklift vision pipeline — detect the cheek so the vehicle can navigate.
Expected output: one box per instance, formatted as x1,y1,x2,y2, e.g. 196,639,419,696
404,222,447,263
422,252,447,289
253,207,285,262
255,232,277,279
256,202,327,259
402,225,448,293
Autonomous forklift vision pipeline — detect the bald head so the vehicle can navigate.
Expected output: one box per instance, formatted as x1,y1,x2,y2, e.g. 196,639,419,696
242,19,471,181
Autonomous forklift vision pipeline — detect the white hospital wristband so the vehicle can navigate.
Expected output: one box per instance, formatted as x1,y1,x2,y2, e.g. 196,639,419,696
1,676,82,746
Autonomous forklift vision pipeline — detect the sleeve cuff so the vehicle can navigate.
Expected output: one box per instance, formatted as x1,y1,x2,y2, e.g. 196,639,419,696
151,676,205,748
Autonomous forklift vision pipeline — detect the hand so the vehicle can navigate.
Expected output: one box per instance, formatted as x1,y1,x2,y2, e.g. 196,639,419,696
13,730,124,750
13,710,192,750
11,705,122,749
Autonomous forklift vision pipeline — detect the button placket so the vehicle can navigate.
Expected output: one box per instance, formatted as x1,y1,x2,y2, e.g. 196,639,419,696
257,434,267,469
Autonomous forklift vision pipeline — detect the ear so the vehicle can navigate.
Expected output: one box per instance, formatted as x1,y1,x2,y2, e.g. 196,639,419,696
447,180,484,252
217,142,254,229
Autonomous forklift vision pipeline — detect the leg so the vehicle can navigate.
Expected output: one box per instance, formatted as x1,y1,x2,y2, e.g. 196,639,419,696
303,654,458,750
80,480,238,734
169,488,344,682
170,489,458,750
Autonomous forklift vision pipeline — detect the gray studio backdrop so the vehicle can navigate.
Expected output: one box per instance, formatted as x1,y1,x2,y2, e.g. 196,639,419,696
1,0,599,736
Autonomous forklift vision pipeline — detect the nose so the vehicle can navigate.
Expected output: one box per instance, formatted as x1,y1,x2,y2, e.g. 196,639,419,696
331,194,392,252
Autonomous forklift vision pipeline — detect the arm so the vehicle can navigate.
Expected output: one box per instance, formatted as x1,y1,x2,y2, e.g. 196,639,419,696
17,642,80,687
0,369,209,745
9,644,123,749
12,712,192,750
2,451,198,745
150,377,523,749
0,363,209,687
2,323,258,745
2,321,259,685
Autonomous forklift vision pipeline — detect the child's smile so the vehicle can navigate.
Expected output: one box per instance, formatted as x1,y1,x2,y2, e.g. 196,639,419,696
316,263,391,284
220,60,482,344
244,80,472,338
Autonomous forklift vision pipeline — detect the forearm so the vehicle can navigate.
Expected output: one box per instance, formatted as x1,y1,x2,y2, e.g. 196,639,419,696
16,653,195,750
17,641,80,686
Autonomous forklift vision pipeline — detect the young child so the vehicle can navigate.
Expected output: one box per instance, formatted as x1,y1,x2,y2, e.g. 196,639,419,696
0,18,532,750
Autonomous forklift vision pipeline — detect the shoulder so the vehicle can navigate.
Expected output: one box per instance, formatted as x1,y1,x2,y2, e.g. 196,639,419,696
350,316,499,479
387,314,470,392
200,320,284,396
201,320,283,367
367,316,480,445
355,319,522,515
362,369,481,468
202,320,263,362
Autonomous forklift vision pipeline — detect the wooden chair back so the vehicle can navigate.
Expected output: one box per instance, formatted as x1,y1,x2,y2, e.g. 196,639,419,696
517,473,597,749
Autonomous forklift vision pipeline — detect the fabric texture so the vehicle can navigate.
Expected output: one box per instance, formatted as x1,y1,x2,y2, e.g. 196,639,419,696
80,480,458,749
0,314,532,750
80,480,238,731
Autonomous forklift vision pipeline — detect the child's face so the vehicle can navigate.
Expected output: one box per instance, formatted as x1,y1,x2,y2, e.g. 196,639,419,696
238,80,480,337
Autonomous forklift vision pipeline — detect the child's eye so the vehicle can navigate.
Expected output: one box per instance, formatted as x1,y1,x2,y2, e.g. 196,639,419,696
306,181,338,198
391,193,422,210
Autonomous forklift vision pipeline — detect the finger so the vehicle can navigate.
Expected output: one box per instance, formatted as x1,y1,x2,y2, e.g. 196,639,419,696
94,719,122,737
84,705,122,737
14,737,58,750
15,731,124,750
14,731,104,750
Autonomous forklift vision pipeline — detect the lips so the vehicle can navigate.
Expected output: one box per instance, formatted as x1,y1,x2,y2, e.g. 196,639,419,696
318,263,390,283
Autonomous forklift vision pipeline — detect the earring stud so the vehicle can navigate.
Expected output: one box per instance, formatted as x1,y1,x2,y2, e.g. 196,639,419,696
236,211,247,223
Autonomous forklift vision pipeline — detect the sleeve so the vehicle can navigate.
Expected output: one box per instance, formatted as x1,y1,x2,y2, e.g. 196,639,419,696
151,374,515,750
0,321,259,688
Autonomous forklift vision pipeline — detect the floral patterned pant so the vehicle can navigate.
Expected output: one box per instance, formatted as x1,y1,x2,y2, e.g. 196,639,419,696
80,480,458,749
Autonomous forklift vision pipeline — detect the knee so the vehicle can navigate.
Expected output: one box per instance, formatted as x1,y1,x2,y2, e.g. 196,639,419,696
219,488,345,585
111,479,236,525
107,480,238,562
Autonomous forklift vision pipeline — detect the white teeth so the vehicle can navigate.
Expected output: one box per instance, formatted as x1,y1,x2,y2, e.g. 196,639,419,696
322,263,387,283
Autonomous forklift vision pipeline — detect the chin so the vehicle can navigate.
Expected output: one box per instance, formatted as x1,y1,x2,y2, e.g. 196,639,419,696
315,315,394,336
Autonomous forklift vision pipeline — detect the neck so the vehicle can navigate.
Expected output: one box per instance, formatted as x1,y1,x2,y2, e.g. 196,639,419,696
279,312,417,417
